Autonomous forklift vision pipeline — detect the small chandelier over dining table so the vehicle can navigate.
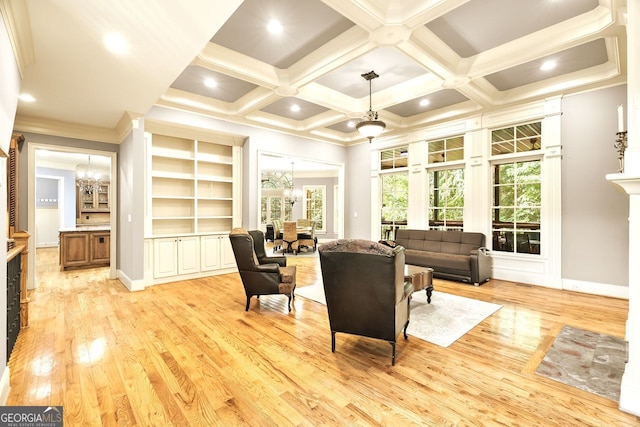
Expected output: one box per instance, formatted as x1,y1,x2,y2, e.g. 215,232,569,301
76,155,104,194
356,70,386,142
284,161,302,206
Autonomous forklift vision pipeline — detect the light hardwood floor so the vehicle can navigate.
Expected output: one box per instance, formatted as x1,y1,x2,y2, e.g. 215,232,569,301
6,246,639,426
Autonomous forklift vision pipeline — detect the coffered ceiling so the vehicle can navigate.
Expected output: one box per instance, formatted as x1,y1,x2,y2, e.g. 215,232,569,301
9,0,627,146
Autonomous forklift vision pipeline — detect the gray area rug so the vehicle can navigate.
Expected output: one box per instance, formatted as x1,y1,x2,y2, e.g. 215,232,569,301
296,285,502,347
536,326,628,401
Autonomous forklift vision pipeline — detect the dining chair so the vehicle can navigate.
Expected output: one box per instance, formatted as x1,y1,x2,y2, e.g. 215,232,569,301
282,221,299,254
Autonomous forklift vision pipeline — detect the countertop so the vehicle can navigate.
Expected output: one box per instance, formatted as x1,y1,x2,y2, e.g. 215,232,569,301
59,225,111,233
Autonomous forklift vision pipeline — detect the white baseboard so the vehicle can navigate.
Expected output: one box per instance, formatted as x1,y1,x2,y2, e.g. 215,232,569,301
116,270,145,292
562,278,629,299
35,242,58,248
620,369,640,416
0,366,10,405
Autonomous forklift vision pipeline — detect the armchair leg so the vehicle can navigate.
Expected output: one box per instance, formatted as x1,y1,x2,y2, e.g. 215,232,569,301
245,296,251,311
390,342,396,366
331,331,336,352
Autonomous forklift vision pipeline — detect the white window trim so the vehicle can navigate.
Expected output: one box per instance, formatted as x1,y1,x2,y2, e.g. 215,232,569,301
333,184,339,234
369,97,562,288
302,185,326,234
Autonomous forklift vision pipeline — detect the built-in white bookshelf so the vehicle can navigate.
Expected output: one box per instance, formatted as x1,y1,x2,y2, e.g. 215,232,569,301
150,134,235,236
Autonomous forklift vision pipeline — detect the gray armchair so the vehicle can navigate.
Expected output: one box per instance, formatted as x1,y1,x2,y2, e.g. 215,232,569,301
229,228,296,311
318,239,413,365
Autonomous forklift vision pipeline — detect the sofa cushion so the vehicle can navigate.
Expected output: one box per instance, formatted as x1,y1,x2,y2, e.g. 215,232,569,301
404,249,470,271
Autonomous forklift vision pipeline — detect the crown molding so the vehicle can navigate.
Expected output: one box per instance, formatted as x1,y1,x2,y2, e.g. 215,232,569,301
0,0,35,78
13,114,120,144
115,111,144,142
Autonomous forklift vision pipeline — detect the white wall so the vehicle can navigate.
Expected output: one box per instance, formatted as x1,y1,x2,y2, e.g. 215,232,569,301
0,11,21,388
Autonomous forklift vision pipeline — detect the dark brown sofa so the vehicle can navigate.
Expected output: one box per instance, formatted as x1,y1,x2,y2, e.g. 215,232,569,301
394,229,491,286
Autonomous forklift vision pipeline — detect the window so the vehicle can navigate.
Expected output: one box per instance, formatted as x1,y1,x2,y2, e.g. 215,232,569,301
428,168,464,230
428,136,464,164
492,160,541,254
303,185,326,233
380,173,408,240
491,122,541,155
260,171,292,224
490,121,542,255
270,197,283,222
380,146,408,170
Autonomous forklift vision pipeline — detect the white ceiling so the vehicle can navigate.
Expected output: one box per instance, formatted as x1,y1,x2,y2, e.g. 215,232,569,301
9,0,628,146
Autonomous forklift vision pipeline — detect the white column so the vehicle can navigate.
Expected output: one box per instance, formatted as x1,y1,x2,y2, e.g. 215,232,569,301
608,0,640,416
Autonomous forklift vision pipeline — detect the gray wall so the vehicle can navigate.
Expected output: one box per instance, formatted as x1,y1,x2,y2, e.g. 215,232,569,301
293,176,339,240
561,85,629,286
36,167,76,228
146,106,347,232
116,125,145,282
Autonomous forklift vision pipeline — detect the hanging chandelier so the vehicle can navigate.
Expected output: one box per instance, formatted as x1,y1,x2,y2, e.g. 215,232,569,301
283,161,302,206
76,155,104,195
356,70,386,142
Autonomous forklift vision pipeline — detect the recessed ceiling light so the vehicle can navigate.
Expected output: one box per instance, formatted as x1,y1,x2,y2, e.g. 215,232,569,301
540,60,556,71
204,78,217,88
267,19,283,34
347,121,355,128
419,99,430,107
18,93,35,102
290,104,300,112
103,33,128,54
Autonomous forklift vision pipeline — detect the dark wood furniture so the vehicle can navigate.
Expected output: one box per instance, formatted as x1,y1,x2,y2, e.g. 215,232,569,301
5,133,30,328
404,264,434,303
7,245,23,360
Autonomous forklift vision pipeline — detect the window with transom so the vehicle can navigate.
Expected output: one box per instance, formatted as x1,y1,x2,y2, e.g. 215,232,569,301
428,167,464,231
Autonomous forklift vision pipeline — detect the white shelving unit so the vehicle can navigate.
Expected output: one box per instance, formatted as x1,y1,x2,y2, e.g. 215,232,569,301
149,135,235,236
145,128,242,285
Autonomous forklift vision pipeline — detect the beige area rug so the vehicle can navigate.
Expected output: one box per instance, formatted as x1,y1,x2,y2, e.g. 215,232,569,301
535,326,627,401
296,285,502,348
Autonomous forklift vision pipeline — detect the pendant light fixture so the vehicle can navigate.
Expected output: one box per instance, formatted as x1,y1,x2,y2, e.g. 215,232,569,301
356,70,386,142
76,155,104,195
283,161,302,206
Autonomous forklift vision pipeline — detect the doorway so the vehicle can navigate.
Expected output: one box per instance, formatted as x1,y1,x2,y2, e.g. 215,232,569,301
27,143,117,289
257,151,344,241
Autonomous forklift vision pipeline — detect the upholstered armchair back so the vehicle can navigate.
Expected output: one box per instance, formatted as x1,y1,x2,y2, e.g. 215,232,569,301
229,228,297,311
248,229,286,266
229,228,280,291
318,239,412,351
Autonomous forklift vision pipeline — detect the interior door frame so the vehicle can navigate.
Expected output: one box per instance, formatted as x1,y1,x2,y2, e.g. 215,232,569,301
257,150,344,239
27,143,118,289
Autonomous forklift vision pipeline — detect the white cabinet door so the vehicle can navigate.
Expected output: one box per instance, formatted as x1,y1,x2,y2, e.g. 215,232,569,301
200,235,221,272
201,235,236,271
154,238,178,278
178,236,200,275
220,235,236,269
